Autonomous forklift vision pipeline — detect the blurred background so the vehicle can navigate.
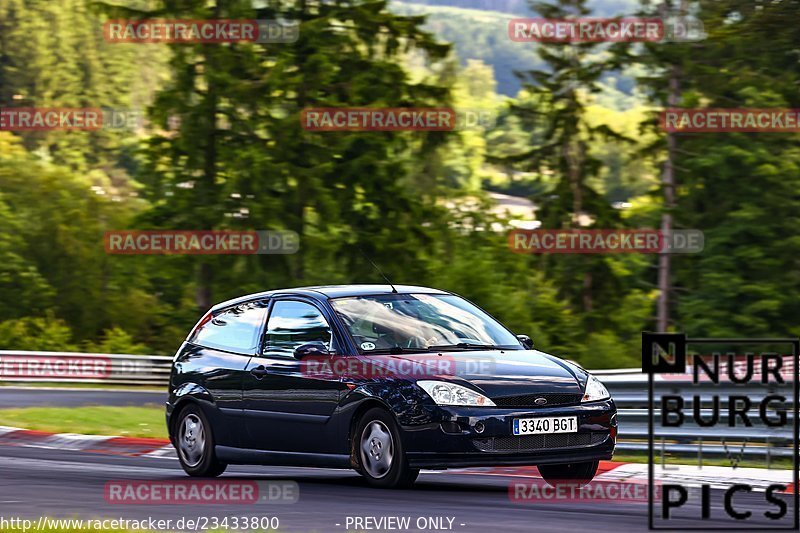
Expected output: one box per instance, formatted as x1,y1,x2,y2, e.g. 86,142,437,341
1,0,798,370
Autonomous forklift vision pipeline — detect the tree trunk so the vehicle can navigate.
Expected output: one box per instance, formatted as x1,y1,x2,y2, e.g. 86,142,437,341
195,2,220,311
565,137,593,315
657,65,680,332
292,0,308,282
197,262,213,311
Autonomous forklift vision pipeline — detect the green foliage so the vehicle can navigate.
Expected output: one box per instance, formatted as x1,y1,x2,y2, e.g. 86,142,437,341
83,327,151,355
134,0,457,313
2,0,799,372
616,0,800,339
0,192,54,320
486,0,652,347
0,314,77,351
0,0,169,172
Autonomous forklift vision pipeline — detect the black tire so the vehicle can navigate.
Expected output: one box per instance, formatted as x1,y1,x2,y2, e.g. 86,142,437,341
538,460,599,488
174,404,227,477
354,407,419,489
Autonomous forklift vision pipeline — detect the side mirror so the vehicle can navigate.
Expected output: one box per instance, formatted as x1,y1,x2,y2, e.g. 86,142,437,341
293,342,329,360
516,334,534,350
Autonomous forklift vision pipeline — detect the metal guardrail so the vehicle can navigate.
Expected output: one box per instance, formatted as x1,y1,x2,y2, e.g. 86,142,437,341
0,352,795,459
596,369,796,458
0,350,172,386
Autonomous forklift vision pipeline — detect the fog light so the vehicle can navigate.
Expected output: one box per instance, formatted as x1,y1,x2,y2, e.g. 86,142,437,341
474,421,485,434
440,421,461,434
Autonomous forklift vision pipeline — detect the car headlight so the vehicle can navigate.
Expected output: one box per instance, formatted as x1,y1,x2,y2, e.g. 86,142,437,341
582,374,610,402
417,380,496,407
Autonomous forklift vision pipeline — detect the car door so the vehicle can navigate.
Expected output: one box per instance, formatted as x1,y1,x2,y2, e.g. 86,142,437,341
181,299,270,448
242,297,348,453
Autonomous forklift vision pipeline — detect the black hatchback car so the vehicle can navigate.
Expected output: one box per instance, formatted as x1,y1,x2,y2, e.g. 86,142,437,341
167,285,616,488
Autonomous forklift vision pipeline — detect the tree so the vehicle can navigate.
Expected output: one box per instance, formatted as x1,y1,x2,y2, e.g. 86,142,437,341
0,0,168,172
622,0,800,338
494,0,633,331
133,0,455,310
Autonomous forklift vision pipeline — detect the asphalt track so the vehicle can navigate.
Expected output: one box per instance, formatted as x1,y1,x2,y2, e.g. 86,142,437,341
0,444,794,533
0,389,795,532
0,387,165,408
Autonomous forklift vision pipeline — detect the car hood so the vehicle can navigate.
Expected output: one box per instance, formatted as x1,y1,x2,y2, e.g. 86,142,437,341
356,349,588,398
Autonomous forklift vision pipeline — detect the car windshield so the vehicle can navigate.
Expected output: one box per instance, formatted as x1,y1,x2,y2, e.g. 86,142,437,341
330,293,522,353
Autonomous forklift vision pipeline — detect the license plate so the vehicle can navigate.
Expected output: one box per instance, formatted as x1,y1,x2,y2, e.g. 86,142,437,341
513,416,577,436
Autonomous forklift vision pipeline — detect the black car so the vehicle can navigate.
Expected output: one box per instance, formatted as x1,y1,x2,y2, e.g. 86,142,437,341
167,285,616,488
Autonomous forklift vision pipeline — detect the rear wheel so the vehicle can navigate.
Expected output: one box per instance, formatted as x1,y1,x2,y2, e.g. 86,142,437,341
354,408,419,489
175,404,227,477
538,460,598,487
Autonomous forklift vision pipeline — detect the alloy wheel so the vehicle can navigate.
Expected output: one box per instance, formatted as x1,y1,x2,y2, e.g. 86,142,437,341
360,420,395,479
178,413,206,468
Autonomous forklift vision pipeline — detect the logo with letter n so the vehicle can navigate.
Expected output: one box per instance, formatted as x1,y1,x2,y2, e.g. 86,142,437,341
642,332,686,374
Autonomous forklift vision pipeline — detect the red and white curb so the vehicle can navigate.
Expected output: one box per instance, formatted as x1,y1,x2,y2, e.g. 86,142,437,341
0,426,793,493
0,425,175,458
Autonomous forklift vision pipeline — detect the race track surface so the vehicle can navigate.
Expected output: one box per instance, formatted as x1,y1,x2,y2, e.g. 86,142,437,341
0,444,792,532
0,387,165,408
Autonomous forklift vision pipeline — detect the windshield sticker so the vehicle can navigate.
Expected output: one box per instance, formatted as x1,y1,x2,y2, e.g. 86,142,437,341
361,342,376,351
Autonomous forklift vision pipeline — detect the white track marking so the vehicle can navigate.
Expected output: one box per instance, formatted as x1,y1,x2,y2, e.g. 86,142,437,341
39,433,115,451
142,444,177,458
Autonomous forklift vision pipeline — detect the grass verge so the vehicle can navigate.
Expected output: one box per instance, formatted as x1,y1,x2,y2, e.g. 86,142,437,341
0,406,167,439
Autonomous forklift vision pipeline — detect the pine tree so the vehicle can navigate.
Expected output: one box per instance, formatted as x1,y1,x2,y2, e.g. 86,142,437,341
496,0,631,331
132,0,455,309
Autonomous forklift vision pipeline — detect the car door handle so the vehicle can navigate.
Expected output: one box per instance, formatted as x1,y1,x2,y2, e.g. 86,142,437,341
250,365,270,379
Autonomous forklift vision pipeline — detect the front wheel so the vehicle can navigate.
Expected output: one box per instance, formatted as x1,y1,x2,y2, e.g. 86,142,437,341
538,460,598,487
355,408,419,489
175,404,227,477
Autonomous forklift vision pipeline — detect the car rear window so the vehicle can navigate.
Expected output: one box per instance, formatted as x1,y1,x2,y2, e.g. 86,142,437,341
190,300,269,353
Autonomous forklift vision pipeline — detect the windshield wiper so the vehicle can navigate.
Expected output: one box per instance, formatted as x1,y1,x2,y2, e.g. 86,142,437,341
426,342,500,351
363,346,429,354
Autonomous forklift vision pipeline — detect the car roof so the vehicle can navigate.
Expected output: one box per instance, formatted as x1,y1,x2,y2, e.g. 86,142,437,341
210,284,451,312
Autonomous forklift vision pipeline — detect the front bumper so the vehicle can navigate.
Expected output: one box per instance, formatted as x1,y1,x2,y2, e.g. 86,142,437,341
401,399,616,470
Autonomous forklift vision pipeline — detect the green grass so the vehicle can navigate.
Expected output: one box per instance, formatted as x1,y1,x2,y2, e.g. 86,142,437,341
0,406,167,439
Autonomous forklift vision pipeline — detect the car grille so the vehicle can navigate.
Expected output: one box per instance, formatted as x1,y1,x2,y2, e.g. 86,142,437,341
473,432,608,453
492,393,582,408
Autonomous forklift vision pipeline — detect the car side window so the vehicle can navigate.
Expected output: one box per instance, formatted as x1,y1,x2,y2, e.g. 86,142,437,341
191,300,269,354
263,300,332,358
